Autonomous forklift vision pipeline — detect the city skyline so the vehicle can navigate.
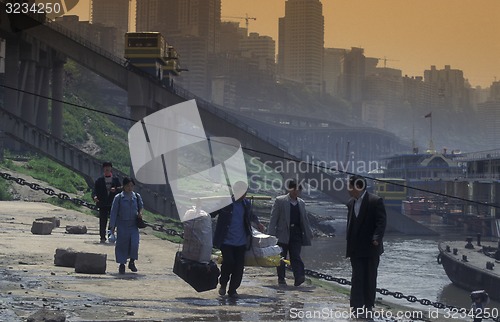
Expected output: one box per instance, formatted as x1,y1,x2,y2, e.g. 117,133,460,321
68,0,500,88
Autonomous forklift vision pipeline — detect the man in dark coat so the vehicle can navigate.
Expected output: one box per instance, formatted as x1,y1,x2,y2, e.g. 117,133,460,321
346,174,387,316
92,161,121,243
211,181,264,298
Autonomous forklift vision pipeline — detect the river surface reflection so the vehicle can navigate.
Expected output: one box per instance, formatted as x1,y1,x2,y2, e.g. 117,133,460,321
303,202,500,312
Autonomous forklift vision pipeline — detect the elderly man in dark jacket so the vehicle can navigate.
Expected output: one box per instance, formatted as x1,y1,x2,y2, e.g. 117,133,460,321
346,174,387,317
211,181,264,298
92,161,121,243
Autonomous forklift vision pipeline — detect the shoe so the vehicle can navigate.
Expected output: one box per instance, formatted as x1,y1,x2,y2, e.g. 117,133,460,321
278,278,287,285
119,264,125,274
228,291,239,299
218,284,227,296
100,238,106,244
294,275,305,287
128,260,137,272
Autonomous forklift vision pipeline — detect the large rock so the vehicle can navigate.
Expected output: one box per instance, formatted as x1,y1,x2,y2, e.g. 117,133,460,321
74,252,107,274
31,220,53,235
54,248,79,268
65,225,87,234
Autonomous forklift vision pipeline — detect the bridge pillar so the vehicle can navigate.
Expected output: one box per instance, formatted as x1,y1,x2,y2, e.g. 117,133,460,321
4,38,19,115
19,40,39,125
35,48,51,132
51,53,66,139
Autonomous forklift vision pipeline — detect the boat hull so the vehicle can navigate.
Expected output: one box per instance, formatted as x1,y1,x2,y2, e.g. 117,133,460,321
438,241,500,301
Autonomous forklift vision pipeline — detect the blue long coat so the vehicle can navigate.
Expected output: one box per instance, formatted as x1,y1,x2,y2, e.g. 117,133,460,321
110,191,144,264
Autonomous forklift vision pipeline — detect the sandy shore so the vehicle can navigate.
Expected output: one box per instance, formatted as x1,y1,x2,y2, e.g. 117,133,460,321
0,201,463,321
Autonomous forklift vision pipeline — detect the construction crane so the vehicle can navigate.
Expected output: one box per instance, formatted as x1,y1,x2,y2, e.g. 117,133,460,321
221,13,257,32
375,56,399,68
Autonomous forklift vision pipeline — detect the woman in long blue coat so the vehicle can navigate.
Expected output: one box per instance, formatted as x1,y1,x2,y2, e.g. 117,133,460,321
109,177,144,274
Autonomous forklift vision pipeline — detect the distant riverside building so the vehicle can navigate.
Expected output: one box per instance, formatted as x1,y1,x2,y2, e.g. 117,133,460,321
340,47,365,103
278,0,324,93
477,100,500,149
490,81,500,101
424,65,468,111
323,48,346,97
91,0,129,56
364,67,403,130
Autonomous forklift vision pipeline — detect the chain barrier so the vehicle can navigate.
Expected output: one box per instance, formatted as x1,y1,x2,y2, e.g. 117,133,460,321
2,171,498,320
1,171,98,211
302,267,500,321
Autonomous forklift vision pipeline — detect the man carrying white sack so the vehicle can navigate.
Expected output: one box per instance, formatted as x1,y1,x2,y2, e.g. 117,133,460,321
211,181,265,298
268,180,313,286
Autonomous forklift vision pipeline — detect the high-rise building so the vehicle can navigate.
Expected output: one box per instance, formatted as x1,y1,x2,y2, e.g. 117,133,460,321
278,0,324,93
477,100,500,149
219,22,245,54
340,47,365,103
56,15,120,56
240,32,275,72
424,65,467,111
136,0,221,97
323,48,346,96
136,0,179,35
91,0,129,56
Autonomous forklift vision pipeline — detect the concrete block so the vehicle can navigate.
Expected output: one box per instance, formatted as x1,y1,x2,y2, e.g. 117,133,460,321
74,252,107,274
65,225,87,234
54,248,78,267
31,221,53,235
35,217,60,228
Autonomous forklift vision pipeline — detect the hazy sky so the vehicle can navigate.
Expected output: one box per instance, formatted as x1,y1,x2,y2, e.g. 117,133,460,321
68,0,500,88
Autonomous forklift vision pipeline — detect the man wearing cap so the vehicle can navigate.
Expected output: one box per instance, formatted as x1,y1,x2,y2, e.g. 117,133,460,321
268,180,313,286
92,162,121,243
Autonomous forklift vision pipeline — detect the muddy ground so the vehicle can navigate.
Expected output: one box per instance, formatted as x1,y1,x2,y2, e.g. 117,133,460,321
0,201,464,322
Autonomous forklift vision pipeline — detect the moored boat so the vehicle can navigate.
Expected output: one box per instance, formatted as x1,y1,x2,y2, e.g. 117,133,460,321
402,198,431,216
438,238,500,301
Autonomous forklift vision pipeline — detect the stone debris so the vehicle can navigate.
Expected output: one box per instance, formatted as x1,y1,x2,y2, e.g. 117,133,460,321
65,225,87,234
54,248,78,268
35,217,61,228
31,220,53,235
74,252,107,274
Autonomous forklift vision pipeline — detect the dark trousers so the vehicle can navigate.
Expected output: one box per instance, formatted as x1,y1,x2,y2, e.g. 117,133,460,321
219,244,246,295
99,206,111,240
277,239,304,281
349,256,380,309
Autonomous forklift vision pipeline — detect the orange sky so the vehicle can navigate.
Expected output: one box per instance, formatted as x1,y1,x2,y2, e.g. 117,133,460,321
68,0,500,88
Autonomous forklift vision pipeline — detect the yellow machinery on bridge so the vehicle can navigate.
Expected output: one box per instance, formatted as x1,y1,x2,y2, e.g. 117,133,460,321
124,32,182,84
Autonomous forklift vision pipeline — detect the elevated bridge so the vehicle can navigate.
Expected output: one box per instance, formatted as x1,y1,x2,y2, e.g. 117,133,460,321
0,6,435,234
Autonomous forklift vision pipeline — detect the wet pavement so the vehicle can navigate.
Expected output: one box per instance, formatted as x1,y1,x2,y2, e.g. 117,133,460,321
0,201,465,321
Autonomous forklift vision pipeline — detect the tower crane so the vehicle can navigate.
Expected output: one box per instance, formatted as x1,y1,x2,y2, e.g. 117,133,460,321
375,56,399,68
221,13,257,32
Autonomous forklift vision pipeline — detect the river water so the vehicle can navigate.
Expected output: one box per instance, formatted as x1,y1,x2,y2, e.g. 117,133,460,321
302,202,500,312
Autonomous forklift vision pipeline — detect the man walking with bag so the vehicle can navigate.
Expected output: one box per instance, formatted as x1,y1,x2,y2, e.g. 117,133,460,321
268,180,313,286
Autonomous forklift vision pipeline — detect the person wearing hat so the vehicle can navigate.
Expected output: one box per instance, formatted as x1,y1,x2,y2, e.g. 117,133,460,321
268,179,313,286
92,161,122,243
109,177,144,274
211,181,265,298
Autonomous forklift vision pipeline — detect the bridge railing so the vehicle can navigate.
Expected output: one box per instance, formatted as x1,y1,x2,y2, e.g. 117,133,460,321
23,7,292,156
